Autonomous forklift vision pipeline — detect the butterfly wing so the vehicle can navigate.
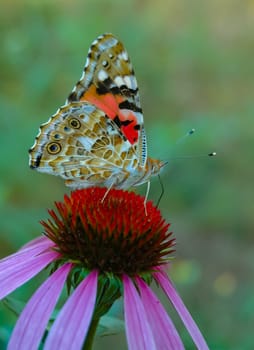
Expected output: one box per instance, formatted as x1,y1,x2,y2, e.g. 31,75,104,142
67,33,147,167
29,102,139,189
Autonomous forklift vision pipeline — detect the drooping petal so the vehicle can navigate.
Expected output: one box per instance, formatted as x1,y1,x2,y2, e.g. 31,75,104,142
136,277,184,350
44,270,98,350
154,269,209,350
19,236,54,251
123,274,156,350
0,250,60,300
8,263,72,350
0,236,55,268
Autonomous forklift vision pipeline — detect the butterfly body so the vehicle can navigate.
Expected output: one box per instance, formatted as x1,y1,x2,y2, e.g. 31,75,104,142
29,34,163,189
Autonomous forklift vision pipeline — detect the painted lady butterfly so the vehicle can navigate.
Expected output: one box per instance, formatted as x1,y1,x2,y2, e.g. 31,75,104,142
29,33,164,190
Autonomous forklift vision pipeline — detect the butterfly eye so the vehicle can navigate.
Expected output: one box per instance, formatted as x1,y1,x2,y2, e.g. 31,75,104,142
69,118,81,129
47,142,62,154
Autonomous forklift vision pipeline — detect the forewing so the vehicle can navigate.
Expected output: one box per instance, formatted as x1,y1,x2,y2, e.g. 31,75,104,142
67,33,147,166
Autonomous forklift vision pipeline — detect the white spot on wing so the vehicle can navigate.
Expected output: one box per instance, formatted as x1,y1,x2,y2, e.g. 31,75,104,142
119,51,128,61
92,39,98,46
83,104,96,114
115,76,125,87
124,76,133,89
98,69,108,81
130,75,138,89
77,136,94,151
84,57,90,69
99,37,118,50
80,114,89,123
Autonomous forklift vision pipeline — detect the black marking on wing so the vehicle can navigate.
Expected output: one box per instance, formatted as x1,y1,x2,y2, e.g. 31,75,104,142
112,85,139,97
96,78,113,95
105,116,127,141
118,100,142,113
96,76,139,98
113,115,121,129
30,154,42,169
113,115,134,128
68,91,79,101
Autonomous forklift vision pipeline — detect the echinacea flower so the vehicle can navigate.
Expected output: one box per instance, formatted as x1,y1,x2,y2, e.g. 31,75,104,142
0,188,209,349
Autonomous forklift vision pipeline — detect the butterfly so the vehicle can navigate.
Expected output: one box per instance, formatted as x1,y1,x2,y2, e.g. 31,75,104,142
29,33,164,190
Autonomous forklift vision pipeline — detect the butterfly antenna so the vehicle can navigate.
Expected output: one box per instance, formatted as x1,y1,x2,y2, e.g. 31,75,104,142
172,151,217,160
176,128,196,145
167,127,217,160
208,152,217,157
161,128,196,161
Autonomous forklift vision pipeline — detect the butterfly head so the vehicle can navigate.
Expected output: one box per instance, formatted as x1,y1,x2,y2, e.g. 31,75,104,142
147,158,167,177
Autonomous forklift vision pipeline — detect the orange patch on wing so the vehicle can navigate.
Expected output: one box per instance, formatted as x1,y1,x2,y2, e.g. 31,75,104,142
81,86,139,144
80,86,120,119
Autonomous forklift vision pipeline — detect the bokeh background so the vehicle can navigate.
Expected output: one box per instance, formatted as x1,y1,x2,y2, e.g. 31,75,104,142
1,0,253,349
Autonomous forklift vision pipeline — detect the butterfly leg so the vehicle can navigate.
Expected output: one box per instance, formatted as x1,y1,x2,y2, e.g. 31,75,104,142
143,181,151,216
156,174,164,208
101,181,115,203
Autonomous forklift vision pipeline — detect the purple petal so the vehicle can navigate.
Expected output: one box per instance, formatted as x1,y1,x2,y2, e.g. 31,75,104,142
123,274,156,350
0,236,55,269
19,236,54,251
0,250,60,300
154,269,209,350
8,263,72,350
44,270,98,350
136,277,184,350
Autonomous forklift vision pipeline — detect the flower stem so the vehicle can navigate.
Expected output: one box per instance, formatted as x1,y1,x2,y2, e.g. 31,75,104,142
82,318,100,350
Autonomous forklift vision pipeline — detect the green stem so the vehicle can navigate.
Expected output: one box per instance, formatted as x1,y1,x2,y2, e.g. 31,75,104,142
82,318,100,350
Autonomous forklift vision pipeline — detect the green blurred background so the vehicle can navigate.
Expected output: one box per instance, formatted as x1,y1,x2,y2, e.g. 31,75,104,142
1,0,253,349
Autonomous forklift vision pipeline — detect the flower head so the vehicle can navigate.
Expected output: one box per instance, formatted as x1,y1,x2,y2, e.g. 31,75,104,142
43,188,174,275
0,188,209,350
